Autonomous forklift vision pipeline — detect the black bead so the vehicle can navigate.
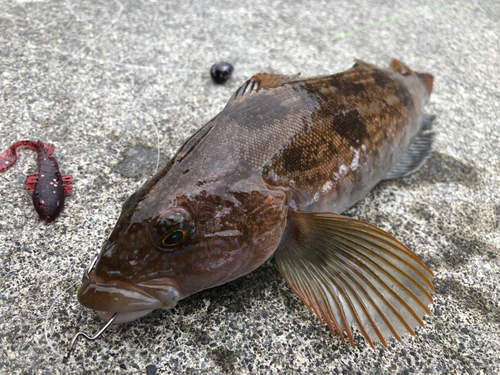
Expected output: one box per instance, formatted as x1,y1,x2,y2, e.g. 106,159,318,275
211,62,234,84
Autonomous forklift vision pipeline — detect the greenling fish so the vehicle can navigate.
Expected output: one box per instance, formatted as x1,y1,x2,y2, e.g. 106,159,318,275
77,59,435,349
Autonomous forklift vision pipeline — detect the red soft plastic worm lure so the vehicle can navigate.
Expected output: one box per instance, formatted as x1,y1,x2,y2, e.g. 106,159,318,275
0,140,73,222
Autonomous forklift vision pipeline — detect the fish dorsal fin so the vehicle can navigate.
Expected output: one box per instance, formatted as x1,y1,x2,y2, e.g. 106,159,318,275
352,59,371,69
274,212,434,348
229,73,301,102
383,114,435,180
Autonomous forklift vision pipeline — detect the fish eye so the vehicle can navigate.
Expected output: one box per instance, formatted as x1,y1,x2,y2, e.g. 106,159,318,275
151,209,192,250
162,229,188,247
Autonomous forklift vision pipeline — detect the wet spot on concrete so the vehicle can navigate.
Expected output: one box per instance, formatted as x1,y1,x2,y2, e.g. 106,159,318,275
189,326,212,346
448,235,497,262
113,146,166,178
106,132,119,141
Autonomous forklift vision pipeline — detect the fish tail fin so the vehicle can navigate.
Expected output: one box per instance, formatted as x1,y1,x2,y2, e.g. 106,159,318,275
390,59,413,75
417,72,434,95
391,59,433,95
275,212,433,348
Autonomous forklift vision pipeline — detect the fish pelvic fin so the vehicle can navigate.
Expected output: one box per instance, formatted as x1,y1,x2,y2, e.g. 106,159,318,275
275,212,434,348
383,114,435,180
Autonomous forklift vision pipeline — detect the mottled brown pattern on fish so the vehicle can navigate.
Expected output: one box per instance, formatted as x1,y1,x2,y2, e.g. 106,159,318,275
263,63,418,204
129,62,421,217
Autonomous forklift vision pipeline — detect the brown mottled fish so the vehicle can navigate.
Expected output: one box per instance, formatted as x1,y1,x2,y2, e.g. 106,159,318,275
78,59,435,348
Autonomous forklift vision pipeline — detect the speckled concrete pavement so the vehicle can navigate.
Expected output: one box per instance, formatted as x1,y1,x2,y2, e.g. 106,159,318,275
0,0,499,373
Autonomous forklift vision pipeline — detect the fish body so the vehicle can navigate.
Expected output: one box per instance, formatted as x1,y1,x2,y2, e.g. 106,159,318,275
78,60,435,347
0,140,73,221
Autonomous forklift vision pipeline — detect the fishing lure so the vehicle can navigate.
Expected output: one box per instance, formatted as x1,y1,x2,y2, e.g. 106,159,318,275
0,140,73,222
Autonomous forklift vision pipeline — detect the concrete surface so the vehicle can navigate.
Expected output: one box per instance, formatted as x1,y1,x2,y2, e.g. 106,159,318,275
0,0,499,373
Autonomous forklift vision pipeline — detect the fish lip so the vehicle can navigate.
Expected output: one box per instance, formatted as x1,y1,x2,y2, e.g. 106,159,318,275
97,310,155,324
78,271,182,316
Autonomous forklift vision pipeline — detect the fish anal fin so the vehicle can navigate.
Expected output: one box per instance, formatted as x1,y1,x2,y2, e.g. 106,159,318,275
384,115,435,180
229,73,301,101
62,174,74,195
274,212,433,347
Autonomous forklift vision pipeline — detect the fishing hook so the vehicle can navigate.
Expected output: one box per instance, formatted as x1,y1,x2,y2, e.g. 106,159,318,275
87,254,98,275
63,312,119,362
63,253,116,362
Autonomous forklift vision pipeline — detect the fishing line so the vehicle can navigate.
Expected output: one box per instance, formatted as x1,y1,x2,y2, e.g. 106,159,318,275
44,280,79,359
332,3,500,41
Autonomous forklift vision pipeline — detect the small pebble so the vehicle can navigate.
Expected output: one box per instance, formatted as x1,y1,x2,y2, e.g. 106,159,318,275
146,364,157,375
211,62,234,84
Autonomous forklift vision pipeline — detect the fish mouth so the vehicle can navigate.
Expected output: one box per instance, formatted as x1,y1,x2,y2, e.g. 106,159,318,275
77,270,182,324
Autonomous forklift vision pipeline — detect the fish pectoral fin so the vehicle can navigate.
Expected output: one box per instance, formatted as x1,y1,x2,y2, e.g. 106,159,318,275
229,73,301,101
383,115,435,180
274,212,433,348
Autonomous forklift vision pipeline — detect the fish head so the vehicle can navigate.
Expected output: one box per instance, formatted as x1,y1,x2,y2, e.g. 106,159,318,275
78,177,289,323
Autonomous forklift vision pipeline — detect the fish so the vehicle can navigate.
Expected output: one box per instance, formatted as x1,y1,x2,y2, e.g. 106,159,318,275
0,140,73,222
77,59,435,348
